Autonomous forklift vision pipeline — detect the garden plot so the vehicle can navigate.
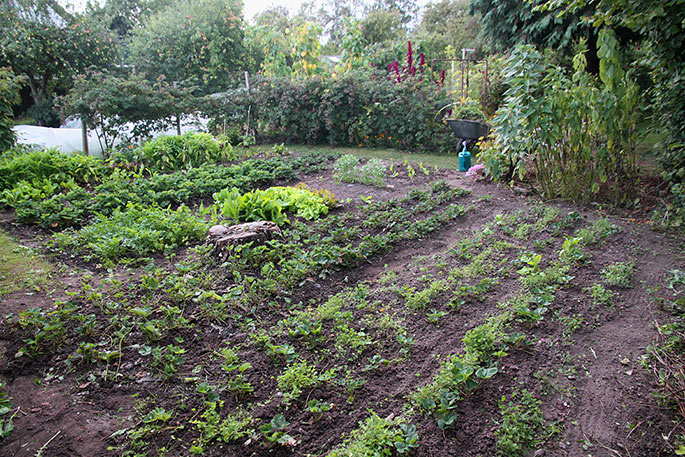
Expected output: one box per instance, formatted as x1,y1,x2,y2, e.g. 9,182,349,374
0,147,681,457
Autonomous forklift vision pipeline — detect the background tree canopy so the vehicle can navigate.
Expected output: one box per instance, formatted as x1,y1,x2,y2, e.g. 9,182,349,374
128,0,246,94
0,0,117,124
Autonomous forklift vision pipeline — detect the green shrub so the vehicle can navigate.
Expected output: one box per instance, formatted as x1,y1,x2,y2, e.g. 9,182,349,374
333,155,386,187
0,147,107,192
53,203,208,264
481,32,640,203
207,69,454,153
112,132,233,172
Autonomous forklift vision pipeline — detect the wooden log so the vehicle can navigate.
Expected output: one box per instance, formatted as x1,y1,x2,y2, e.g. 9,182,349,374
207,221,282,260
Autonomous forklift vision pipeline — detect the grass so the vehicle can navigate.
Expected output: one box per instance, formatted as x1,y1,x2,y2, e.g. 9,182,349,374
293,145,462,170
0,230,51,296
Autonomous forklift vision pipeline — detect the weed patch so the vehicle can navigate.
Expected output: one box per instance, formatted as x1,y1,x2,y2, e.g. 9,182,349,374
0,231,51,296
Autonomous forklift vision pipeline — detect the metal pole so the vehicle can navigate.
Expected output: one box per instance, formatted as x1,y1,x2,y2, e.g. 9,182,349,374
460,60,464,99
81,121,89,156
173,81,181,136
245,71,251,138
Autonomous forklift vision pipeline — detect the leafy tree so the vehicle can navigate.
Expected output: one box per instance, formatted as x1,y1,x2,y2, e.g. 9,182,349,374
129,0,246,94
360,9,405,45
0,1,117,124
370,0,418,26
251,25,293,77
340,19,369,71
314,0,366,50
253,5,292,33
0,68,20,152
252,21,323,77
85,0,172,38
414,0,481,59
62,71,198,153
291,23,324,77
468,0,585,51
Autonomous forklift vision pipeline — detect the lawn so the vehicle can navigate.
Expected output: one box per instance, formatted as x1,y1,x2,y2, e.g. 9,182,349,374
0,145,682,457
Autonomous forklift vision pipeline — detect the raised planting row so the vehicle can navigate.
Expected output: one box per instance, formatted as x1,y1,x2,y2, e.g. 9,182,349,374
1,144,333,229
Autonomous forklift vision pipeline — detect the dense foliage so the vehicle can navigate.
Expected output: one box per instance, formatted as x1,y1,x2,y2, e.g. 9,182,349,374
211,69,454,153
0,147,107,193
129,0,246,94
480,31,640,203
0,68,19,152
10,149,329,228
54,203,208,264
0,3,117,125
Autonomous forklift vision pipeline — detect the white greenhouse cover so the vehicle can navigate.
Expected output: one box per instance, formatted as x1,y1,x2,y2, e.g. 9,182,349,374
13,124,106,156
12,116,209,157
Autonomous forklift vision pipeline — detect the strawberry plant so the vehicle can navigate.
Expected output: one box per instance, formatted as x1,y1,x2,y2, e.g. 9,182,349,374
260,414,296,447
0,381,14,440
53,203,208,264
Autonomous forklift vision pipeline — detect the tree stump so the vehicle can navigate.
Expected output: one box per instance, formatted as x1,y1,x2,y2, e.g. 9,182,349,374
207,221,282,260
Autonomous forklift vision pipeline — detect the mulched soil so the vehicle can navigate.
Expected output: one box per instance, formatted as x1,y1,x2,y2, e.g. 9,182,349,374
0,158,682,457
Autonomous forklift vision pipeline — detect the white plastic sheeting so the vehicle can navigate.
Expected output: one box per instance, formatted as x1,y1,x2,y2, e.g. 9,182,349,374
12,115,210,156
13,124,106,156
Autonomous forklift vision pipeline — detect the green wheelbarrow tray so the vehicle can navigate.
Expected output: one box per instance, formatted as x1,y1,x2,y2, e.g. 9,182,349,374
446,119,490,140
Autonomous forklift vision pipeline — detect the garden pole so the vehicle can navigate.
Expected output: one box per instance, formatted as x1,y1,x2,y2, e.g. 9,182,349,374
81,121,89,156
173,81,181,136
245,71,251,137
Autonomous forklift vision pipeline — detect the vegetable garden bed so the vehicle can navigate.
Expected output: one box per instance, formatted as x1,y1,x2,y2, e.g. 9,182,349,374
0,146,681,457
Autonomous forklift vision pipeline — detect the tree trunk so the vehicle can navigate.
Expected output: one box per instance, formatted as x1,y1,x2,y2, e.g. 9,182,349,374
586,29,600,76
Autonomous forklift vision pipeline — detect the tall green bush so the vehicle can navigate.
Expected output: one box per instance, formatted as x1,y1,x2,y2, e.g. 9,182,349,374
480,30,640,203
